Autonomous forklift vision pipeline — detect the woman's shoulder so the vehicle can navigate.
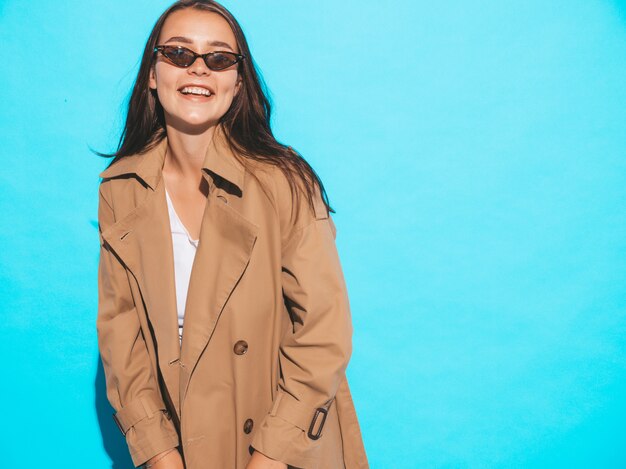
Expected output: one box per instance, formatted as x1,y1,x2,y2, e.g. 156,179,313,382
98,164,150,225
249,158,329,231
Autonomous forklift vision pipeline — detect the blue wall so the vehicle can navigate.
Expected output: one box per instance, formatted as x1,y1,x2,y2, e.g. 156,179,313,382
1,1,625,467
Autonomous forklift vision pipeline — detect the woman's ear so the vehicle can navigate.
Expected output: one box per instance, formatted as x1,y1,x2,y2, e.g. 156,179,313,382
149,66,157,90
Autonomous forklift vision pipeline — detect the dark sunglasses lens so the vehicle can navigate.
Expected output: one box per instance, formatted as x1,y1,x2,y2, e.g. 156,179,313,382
163,47,194,66
205,52,238,70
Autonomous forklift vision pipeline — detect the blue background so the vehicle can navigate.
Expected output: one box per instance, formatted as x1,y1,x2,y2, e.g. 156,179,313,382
1,0,625,467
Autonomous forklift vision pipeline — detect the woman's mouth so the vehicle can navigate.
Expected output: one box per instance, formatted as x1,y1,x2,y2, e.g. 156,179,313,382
178,86,214,101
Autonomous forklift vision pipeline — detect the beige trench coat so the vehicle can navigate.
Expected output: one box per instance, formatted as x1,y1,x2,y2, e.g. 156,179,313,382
97,126,369,469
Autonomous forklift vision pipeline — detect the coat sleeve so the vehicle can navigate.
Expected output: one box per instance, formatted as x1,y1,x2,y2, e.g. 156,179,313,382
250,176,353,468
97,182,179,467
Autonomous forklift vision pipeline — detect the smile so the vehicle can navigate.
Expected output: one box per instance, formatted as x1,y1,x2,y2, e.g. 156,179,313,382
180,86,213,96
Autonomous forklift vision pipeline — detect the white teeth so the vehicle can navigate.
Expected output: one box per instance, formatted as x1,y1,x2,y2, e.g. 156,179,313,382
180,86,212,96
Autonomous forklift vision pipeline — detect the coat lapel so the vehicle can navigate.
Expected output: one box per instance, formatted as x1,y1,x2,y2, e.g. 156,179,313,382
178,128,259,409
178,187,258,409
98,126,259,419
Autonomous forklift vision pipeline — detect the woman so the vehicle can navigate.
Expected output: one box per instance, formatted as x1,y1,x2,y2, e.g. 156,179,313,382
96,1,368,468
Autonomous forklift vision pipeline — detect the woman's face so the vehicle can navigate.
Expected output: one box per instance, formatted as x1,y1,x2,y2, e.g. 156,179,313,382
149,8,242,132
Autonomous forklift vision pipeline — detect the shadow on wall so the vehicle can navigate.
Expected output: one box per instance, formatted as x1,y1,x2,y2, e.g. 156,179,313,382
95,358,135,468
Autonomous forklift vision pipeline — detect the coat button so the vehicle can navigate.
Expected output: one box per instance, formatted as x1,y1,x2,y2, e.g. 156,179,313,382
233,340,248,355
243,418,254,434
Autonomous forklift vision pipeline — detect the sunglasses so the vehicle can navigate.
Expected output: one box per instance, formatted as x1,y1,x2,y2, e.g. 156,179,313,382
153,45,246,71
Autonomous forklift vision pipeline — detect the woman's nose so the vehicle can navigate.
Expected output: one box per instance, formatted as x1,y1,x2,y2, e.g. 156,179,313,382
188,56,212,75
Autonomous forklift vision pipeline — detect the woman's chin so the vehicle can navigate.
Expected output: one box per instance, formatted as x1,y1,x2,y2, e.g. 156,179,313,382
165,112,221,134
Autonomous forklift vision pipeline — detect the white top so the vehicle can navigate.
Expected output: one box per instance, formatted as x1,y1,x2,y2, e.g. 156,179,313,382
164,187,199,345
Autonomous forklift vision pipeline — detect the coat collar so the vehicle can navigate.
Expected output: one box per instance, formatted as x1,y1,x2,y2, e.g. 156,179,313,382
99,124,245,193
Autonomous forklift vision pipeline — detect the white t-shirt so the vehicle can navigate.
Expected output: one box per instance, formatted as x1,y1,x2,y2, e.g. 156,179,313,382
164,187,199,345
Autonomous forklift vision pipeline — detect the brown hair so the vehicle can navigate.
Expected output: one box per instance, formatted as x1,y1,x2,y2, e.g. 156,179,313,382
94,0,333,217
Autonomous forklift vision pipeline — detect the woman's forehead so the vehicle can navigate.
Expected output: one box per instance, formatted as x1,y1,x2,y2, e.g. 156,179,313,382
159,9,238,51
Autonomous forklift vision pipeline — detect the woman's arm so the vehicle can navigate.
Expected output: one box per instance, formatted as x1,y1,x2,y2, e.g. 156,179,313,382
250,178,352,468
97,182,179,467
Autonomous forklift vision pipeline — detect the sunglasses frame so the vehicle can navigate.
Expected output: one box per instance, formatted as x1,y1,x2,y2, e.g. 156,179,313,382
153,45,246,71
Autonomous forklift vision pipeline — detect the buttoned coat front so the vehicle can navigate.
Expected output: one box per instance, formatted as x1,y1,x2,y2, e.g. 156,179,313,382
96,126,369,469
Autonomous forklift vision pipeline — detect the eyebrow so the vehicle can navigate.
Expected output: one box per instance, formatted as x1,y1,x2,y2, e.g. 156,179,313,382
163,36,235,51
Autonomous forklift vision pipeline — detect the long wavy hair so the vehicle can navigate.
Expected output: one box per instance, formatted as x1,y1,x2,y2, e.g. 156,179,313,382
94,0,333,217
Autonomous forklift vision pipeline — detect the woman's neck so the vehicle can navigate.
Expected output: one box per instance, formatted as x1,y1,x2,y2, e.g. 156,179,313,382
163,124,218,179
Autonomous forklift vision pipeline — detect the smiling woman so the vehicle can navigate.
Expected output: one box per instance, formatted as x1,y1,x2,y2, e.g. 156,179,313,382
93,1,369,469
149,10,243,134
